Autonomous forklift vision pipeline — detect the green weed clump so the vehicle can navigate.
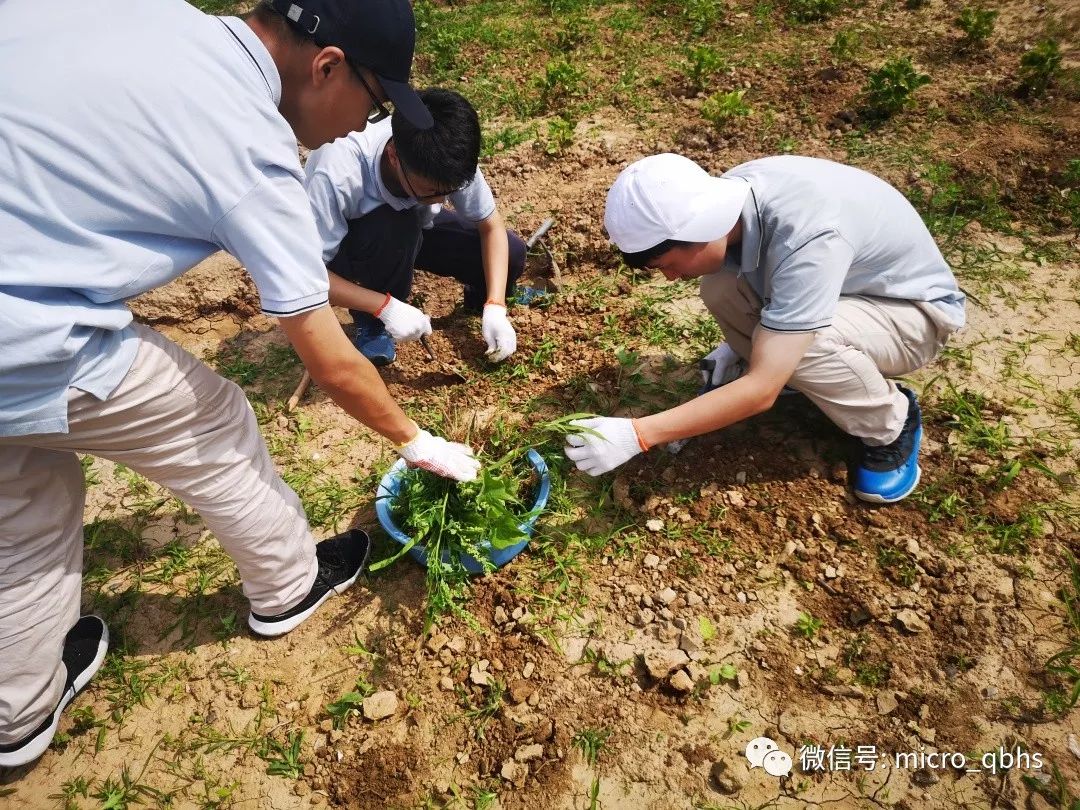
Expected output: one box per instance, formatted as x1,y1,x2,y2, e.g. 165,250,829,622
1018,39,1062,97
684,45,726,92
786,0,841,23
538,59,586,110
829,29,860,62
861,56,930,119
955,6,997,47
545,116,576,155
376,456,536,629
701,89,751,128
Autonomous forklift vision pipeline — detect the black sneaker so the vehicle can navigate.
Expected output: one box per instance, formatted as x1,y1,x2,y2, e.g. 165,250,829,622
247,529,371,638
0,616,109,768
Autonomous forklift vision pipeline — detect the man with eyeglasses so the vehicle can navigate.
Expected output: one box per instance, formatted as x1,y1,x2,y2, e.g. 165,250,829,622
0,0,481,769
305,88,536,366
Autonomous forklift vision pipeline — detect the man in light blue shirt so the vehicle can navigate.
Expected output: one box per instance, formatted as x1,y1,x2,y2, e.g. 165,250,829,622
564,154,965,505
0,0,480,769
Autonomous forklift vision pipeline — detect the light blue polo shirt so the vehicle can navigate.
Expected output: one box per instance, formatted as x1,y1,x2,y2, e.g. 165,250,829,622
721,156,966,333
304,120,497,263
0,0,330,437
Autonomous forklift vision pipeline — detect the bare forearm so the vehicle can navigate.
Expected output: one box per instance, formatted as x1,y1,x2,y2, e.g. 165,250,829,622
327,270,387,313
478,212,509,305
635,377,773,447
315,358,416,444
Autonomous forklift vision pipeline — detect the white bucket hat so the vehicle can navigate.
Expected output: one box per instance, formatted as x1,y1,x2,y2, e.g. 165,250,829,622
604,153,750,254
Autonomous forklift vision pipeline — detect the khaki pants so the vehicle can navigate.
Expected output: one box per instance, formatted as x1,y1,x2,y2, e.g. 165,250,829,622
699,271,952,445
0,324,317,744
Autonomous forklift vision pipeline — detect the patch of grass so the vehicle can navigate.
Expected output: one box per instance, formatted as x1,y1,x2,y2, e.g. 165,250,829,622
683,45,726,93
786,0,841,23
261,730,304,779
829,29,859,62
877,545,918,586
572,727,611,766
544,116,576,155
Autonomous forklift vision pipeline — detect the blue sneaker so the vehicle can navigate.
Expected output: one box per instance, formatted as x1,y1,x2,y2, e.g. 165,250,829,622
852,386,922,503
352,313,396,367
511,285,552,307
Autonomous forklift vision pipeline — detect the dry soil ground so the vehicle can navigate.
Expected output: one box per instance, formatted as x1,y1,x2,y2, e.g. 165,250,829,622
2,0,1078,808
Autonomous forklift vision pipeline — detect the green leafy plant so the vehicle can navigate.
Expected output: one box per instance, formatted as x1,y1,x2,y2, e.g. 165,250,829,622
684,0,722,35
545,116,576,155
1018,39,1062,97
793,611,823,639
829,29,859,62
684,45,725,92
861,56,930,119
261,731,304,779
701,89,751,128
538,59,585,109
787,0,841,23
955,6,997,46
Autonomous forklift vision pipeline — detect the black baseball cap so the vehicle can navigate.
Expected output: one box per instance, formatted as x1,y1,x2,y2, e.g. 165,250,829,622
268,0,433,129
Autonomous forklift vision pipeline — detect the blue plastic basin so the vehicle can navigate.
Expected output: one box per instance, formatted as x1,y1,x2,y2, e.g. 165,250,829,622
375,449,550,574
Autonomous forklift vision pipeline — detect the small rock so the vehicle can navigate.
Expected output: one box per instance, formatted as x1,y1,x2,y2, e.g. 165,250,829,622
562,637,588,664
974,587,991,603
515,743,544,763
824,565,838,579
877,690,899,715
644,553,661,569
736,592,747,604
439,676,454,691
905,538,921,556
655,587,678,606
523,662,535,679
426,633,449,653
686,591,703,606
678,632,700,654
500,759,529,788
912,767,939,787
710,760,743,795
894,609,929,634
508,679,536,705
643,649,690,679
630,608,656,627
982,686,998,700
512,606,525,620
494,606,509,624
470,665,494,687
1068,733,1080,760
670,669,695,693
446,636,467,654
735,471,747,484
736,670,750,688
778,711,797,738
727,491,746,507
646,519,664,532
362,691,398,721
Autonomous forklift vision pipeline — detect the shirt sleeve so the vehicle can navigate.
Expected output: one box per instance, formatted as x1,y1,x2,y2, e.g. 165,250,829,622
759,230,855,333
305,170,350,264
212,169,329,317
448,168,496,222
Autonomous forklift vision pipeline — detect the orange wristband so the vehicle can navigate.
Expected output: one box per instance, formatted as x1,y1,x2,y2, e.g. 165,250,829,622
484,300,505,308
373,292,392,317
631,419,650,452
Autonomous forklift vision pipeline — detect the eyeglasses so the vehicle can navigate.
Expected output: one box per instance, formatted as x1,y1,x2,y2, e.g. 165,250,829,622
351,64,391,123
399,161,461,203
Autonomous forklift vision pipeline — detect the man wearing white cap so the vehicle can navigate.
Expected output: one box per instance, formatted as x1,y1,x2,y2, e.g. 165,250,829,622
563,154,965,503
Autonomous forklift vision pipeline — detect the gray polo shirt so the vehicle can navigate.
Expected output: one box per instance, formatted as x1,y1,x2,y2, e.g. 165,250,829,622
721,156,966,333
304,120,497,263
0,0,330,437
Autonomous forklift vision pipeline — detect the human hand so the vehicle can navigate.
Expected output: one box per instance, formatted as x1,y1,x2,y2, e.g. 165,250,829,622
563,416,648,476
397,426,480,481
376,296,432,343
481,303,517,362
699,342,745,392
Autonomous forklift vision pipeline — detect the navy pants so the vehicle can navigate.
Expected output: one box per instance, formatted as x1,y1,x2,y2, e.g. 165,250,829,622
328,205,527,318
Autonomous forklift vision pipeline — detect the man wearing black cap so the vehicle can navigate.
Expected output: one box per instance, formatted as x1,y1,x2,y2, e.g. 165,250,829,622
0,0,473,768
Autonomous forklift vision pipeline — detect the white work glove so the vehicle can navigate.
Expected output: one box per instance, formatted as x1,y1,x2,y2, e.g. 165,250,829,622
376,295,432,343
699,342,746,391
481,303,517,362
397,424,480,482
563,417,648,476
